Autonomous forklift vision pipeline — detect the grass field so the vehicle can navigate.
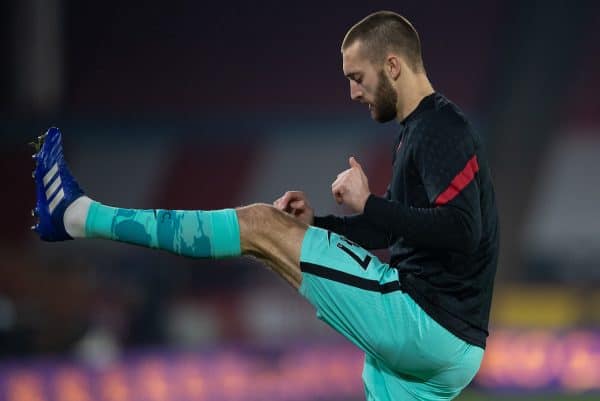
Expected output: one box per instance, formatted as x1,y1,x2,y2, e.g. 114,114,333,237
457,391,600,401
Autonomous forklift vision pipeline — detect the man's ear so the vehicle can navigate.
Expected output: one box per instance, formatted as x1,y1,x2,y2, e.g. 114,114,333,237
386,55,402,80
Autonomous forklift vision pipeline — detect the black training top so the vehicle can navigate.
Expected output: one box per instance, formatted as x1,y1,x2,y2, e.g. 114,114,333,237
314,92,499,348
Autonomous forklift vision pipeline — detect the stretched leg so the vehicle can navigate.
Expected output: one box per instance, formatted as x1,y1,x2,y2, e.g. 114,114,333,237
31,127,306,288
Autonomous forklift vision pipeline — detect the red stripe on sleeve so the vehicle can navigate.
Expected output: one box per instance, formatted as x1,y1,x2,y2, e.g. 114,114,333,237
434,155,480,206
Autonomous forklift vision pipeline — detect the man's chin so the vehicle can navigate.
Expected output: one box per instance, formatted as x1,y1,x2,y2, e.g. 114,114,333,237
370,109,396,123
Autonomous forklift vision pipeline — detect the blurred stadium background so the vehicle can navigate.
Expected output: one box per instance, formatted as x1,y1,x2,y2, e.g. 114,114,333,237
1,1,599,400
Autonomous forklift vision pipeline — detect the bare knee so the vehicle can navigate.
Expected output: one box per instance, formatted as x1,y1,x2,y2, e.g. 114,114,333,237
236,203,306,251
236,203,272,242
236,203,306,288
237,203,279,236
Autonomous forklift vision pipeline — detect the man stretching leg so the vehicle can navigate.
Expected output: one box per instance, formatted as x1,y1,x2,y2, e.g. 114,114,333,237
32,11,499,401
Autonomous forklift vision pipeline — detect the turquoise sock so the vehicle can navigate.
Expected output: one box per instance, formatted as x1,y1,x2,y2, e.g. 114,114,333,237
85,201,241,258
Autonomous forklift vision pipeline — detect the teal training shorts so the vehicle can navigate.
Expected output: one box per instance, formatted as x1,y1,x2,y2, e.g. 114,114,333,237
298,226,484,401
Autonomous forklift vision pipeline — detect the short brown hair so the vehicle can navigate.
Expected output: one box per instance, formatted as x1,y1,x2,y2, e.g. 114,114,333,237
342,11,424,72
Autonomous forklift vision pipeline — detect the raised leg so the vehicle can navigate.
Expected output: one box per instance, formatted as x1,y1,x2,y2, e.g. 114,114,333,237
31,127,307,289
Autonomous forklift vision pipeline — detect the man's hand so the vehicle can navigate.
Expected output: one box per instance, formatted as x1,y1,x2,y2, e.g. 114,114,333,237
331,156,371,213
273,191,315,225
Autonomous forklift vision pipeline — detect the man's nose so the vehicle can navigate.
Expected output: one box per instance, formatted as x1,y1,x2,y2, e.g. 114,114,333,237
350,81,363,101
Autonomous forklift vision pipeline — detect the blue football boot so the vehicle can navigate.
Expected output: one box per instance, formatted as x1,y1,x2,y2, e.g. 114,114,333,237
31,127,85,241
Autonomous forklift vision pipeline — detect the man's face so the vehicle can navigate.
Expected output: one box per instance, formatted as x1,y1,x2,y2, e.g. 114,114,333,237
342,42,398,122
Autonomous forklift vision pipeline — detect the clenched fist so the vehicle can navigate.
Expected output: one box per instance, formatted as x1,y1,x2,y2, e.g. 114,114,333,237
331,156,371,213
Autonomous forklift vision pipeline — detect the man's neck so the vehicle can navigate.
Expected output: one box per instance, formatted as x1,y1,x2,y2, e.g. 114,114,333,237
396,75,435,122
